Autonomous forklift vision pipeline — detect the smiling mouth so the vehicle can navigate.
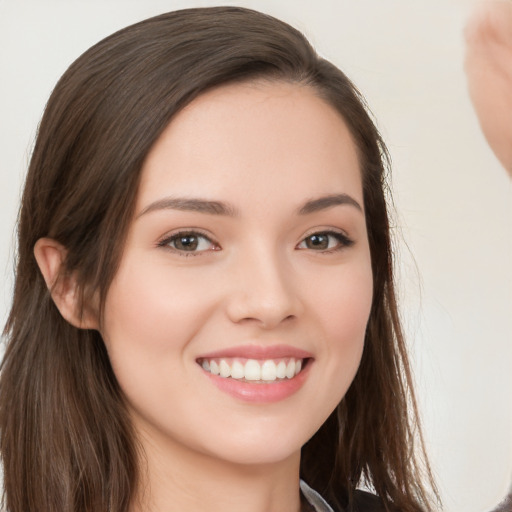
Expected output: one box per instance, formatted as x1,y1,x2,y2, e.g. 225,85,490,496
197,357,309,382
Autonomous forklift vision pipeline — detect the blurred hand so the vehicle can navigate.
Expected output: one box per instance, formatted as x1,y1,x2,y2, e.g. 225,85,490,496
464,0,512,176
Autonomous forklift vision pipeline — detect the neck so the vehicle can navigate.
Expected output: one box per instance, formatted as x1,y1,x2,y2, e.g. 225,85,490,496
130,427,303,512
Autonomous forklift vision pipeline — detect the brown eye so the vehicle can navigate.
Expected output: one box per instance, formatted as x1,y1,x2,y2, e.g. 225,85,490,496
297,231,354,252
304,234,329,250
159,231,217,254
174,234,200,251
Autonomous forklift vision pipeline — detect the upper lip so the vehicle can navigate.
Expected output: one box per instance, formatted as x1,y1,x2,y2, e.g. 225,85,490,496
197,344,313,360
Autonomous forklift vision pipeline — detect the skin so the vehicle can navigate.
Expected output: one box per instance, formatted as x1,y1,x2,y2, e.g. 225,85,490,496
36,81,373,512
464,0,512,176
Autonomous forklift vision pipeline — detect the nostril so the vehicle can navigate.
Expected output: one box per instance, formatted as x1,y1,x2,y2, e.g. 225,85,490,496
224,272,302,328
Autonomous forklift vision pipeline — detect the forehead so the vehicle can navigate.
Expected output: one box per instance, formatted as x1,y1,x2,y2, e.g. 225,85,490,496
137,80,362,212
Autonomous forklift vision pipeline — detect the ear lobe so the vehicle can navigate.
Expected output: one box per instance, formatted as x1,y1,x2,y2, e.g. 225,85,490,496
34,238,99,330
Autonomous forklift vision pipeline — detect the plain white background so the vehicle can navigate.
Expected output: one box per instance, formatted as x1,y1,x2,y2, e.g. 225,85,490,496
0,1,511,511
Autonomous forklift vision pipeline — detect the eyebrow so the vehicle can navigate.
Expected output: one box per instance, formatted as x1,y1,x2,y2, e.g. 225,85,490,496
137,197,238,218
298,194,363,215
137,193,363,218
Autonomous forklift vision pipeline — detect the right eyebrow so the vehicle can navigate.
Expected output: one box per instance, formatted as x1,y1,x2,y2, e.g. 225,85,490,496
136,197,239,218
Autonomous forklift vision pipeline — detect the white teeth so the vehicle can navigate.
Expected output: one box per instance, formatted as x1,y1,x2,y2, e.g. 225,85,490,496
200,357,305,381
244,359,261,381
276,361,287,379
210,360,220,376
231,360,245,379
219,359,231,378
261,360,277,381
285,360,296,379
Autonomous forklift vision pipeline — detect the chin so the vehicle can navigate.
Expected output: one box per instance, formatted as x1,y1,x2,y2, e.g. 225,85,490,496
210,443,301,468
197,420,318,467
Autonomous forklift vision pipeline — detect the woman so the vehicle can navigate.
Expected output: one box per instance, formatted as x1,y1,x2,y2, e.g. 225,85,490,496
0,7,438,512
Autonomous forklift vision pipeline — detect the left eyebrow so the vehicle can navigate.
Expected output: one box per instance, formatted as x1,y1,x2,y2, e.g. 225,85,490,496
298,194,363,215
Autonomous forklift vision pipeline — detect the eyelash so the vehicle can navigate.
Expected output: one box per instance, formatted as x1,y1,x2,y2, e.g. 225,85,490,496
296,230,354,253
157,230,219,256
157,229,354,256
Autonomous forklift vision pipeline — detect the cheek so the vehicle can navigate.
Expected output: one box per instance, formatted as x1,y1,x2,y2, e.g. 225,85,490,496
316,258,373,338
99,258,215,429
309,258,373,392
101,256,217,357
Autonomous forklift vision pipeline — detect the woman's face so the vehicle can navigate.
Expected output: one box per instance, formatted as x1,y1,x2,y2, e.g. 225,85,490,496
101,81,373,467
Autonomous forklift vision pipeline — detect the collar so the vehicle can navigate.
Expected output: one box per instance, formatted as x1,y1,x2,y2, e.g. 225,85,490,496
300,480,335,512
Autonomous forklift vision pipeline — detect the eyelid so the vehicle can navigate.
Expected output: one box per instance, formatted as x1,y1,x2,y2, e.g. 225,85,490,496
296,228,355,252
157,228,220,255
301,226,352,239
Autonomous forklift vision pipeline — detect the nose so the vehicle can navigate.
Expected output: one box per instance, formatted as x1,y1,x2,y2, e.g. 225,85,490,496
225,246,302,329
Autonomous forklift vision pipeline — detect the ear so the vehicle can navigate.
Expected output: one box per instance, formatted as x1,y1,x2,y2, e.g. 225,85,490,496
34,238,99,330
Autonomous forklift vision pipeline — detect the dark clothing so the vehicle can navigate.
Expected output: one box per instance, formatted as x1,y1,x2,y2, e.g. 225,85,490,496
490,493,512,512
301,480,385,512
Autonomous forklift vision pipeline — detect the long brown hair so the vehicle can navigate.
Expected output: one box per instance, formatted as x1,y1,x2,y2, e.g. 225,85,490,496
1,7,439,512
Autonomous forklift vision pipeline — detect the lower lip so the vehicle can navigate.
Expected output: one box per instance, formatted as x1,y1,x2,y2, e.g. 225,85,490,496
202,361,312,403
